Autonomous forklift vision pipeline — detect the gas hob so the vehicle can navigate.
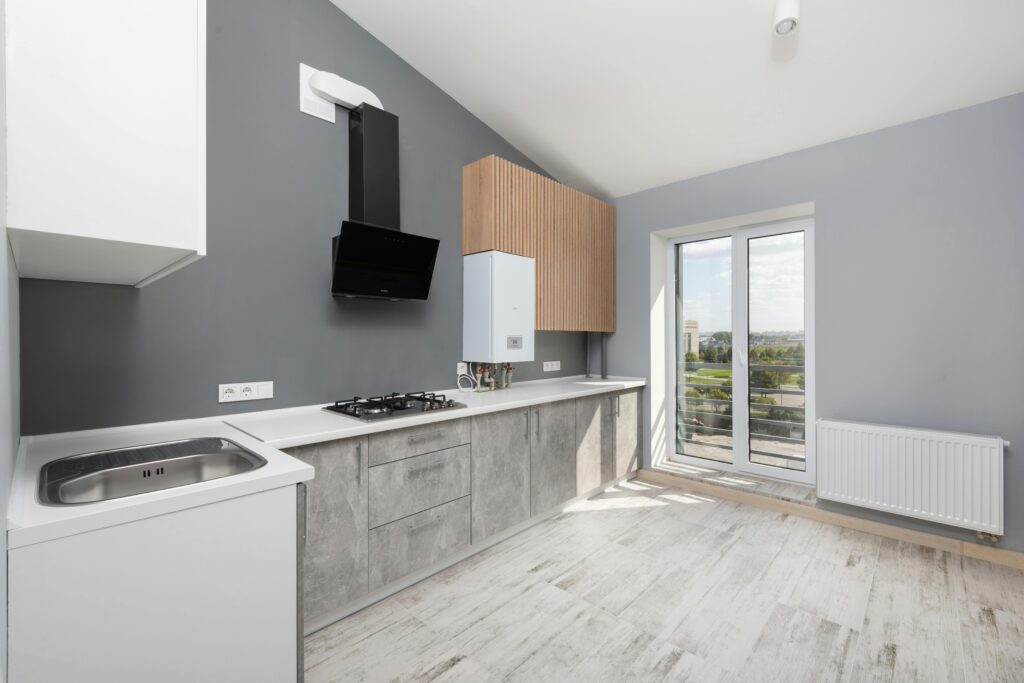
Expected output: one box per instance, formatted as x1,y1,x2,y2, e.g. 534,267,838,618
323,392,466,422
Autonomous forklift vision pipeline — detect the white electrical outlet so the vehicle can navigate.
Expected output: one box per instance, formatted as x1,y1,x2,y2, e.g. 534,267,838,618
219,381,274,403
219,384,239,403
543,360,561,372
456,362,468,376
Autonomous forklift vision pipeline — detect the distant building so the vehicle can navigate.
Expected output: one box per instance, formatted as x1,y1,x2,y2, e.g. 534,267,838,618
682,320,699,356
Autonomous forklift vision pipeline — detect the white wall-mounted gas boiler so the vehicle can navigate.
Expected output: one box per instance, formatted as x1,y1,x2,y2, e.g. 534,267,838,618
462,251,535,363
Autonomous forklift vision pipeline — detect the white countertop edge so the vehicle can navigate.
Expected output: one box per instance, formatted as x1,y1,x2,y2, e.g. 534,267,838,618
227,375,647,450
8,419,314,549
7,467,311,550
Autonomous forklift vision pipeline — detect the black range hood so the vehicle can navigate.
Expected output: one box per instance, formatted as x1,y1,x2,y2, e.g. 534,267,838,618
331,104,439,300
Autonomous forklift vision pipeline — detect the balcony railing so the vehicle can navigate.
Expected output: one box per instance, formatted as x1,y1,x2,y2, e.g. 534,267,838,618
676,361,806,470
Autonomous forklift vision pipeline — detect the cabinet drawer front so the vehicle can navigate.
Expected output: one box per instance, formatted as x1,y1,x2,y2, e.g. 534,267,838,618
368,418,471,466
368,445,471,528
369,496,471,590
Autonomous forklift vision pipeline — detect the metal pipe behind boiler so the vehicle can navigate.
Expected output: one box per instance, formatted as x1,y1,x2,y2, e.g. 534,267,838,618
585,333,592,378
601,333,608,379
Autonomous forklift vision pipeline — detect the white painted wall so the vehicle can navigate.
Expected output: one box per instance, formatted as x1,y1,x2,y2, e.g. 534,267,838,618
1,2,23,678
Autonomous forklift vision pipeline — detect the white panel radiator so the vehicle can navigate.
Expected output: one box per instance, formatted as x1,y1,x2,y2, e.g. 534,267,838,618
817,419,1006,536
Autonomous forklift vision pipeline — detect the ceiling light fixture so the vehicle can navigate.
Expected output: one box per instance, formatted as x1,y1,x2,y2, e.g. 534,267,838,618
773,0,800,36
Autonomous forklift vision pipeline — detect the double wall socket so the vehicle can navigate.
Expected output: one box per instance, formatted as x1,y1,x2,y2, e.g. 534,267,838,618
219,381,274,403
543,360,560,372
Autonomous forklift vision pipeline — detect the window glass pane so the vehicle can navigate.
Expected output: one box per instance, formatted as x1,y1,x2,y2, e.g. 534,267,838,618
676,237,733,464
747,231,806,471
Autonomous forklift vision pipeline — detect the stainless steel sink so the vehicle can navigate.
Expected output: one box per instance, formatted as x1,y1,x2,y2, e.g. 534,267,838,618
39,437,268,505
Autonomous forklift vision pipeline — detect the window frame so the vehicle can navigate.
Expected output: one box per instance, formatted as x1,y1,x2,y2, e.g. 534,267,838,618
666,217,816,485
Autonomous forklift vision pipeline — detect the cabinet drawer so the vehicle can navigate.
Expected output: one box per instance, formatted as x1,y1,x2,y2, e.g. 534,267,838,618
368,417,471,466
368,445,471,528
369,496,471,590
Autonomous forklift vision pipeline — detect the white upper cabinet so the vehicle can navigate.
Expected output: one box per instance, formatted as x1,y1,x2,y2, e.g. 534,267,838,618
5,0,206,287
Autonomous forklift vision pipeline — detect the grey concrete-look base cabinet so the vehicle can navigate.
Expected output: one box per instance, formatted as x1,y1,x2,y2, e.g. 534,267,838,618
576,389,640,495
471,408,531,541
293,388,642,630
284,436,369,626
529,399,577,515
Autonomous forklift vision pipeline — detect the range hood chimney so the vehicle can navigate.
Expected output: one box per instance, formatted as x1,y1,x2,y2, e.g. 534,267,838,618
349,103,400,230
332,103,439,301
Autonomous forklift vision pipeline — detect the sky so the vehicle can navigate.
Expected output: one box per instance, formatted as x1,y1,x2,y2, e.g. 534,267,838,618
678,231,804,335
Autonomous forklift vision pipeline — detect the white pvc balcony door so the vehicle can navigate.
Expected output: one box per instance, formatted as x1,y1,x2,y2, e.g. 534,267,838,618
672,218,815,485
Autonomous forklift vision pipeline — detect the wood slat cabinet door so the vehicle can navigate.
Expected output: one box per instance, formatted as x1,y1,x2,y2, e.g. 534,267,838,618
471,408,532,542
463,155,538,257
537,179,570,330
529,399,577,515
284,437,369,625
462,155,495,255
590,200,616,332
462,155,615,332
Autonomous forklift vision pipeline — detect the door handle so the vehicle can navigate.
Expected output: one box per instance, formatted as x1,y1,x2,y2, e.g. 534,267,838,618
408,460,445,476
408,430,444,443
408,517,440,533
355,441,363,486
535,408,541,438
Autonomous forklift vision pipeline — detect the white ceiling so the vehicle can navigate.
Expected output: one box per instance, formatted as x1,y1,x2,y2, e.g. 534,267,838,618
331,0,1024,198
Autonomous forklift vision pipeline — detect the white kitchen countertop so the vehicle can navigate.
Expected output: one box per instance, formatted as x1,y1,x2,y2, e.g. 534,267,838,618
224,375,646,450
7,375,643,549
8,418,314,549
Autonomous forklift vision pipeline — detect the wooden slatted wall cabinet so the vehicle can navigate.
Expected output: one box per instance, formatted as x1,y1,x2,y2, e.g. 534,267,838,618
462,155,615,332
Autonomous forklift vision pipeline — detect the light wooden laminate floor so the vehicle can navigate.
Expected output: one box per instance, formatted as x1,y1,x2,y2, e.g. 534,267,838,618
304,479,1024,682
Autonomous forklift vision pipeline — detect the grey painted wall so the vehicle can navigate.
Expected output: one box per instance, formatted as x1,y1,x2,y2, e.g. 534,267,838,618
613,92,1024,552
1,0,20,675
18,0,585,436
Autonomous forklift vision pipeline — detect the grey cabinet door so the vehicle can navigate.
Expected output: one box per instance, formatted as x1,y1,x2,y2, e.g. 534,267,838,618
530,399,577,515
575,394,613,495
613,389,642,478
285,437,368,625
471,408,531,542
